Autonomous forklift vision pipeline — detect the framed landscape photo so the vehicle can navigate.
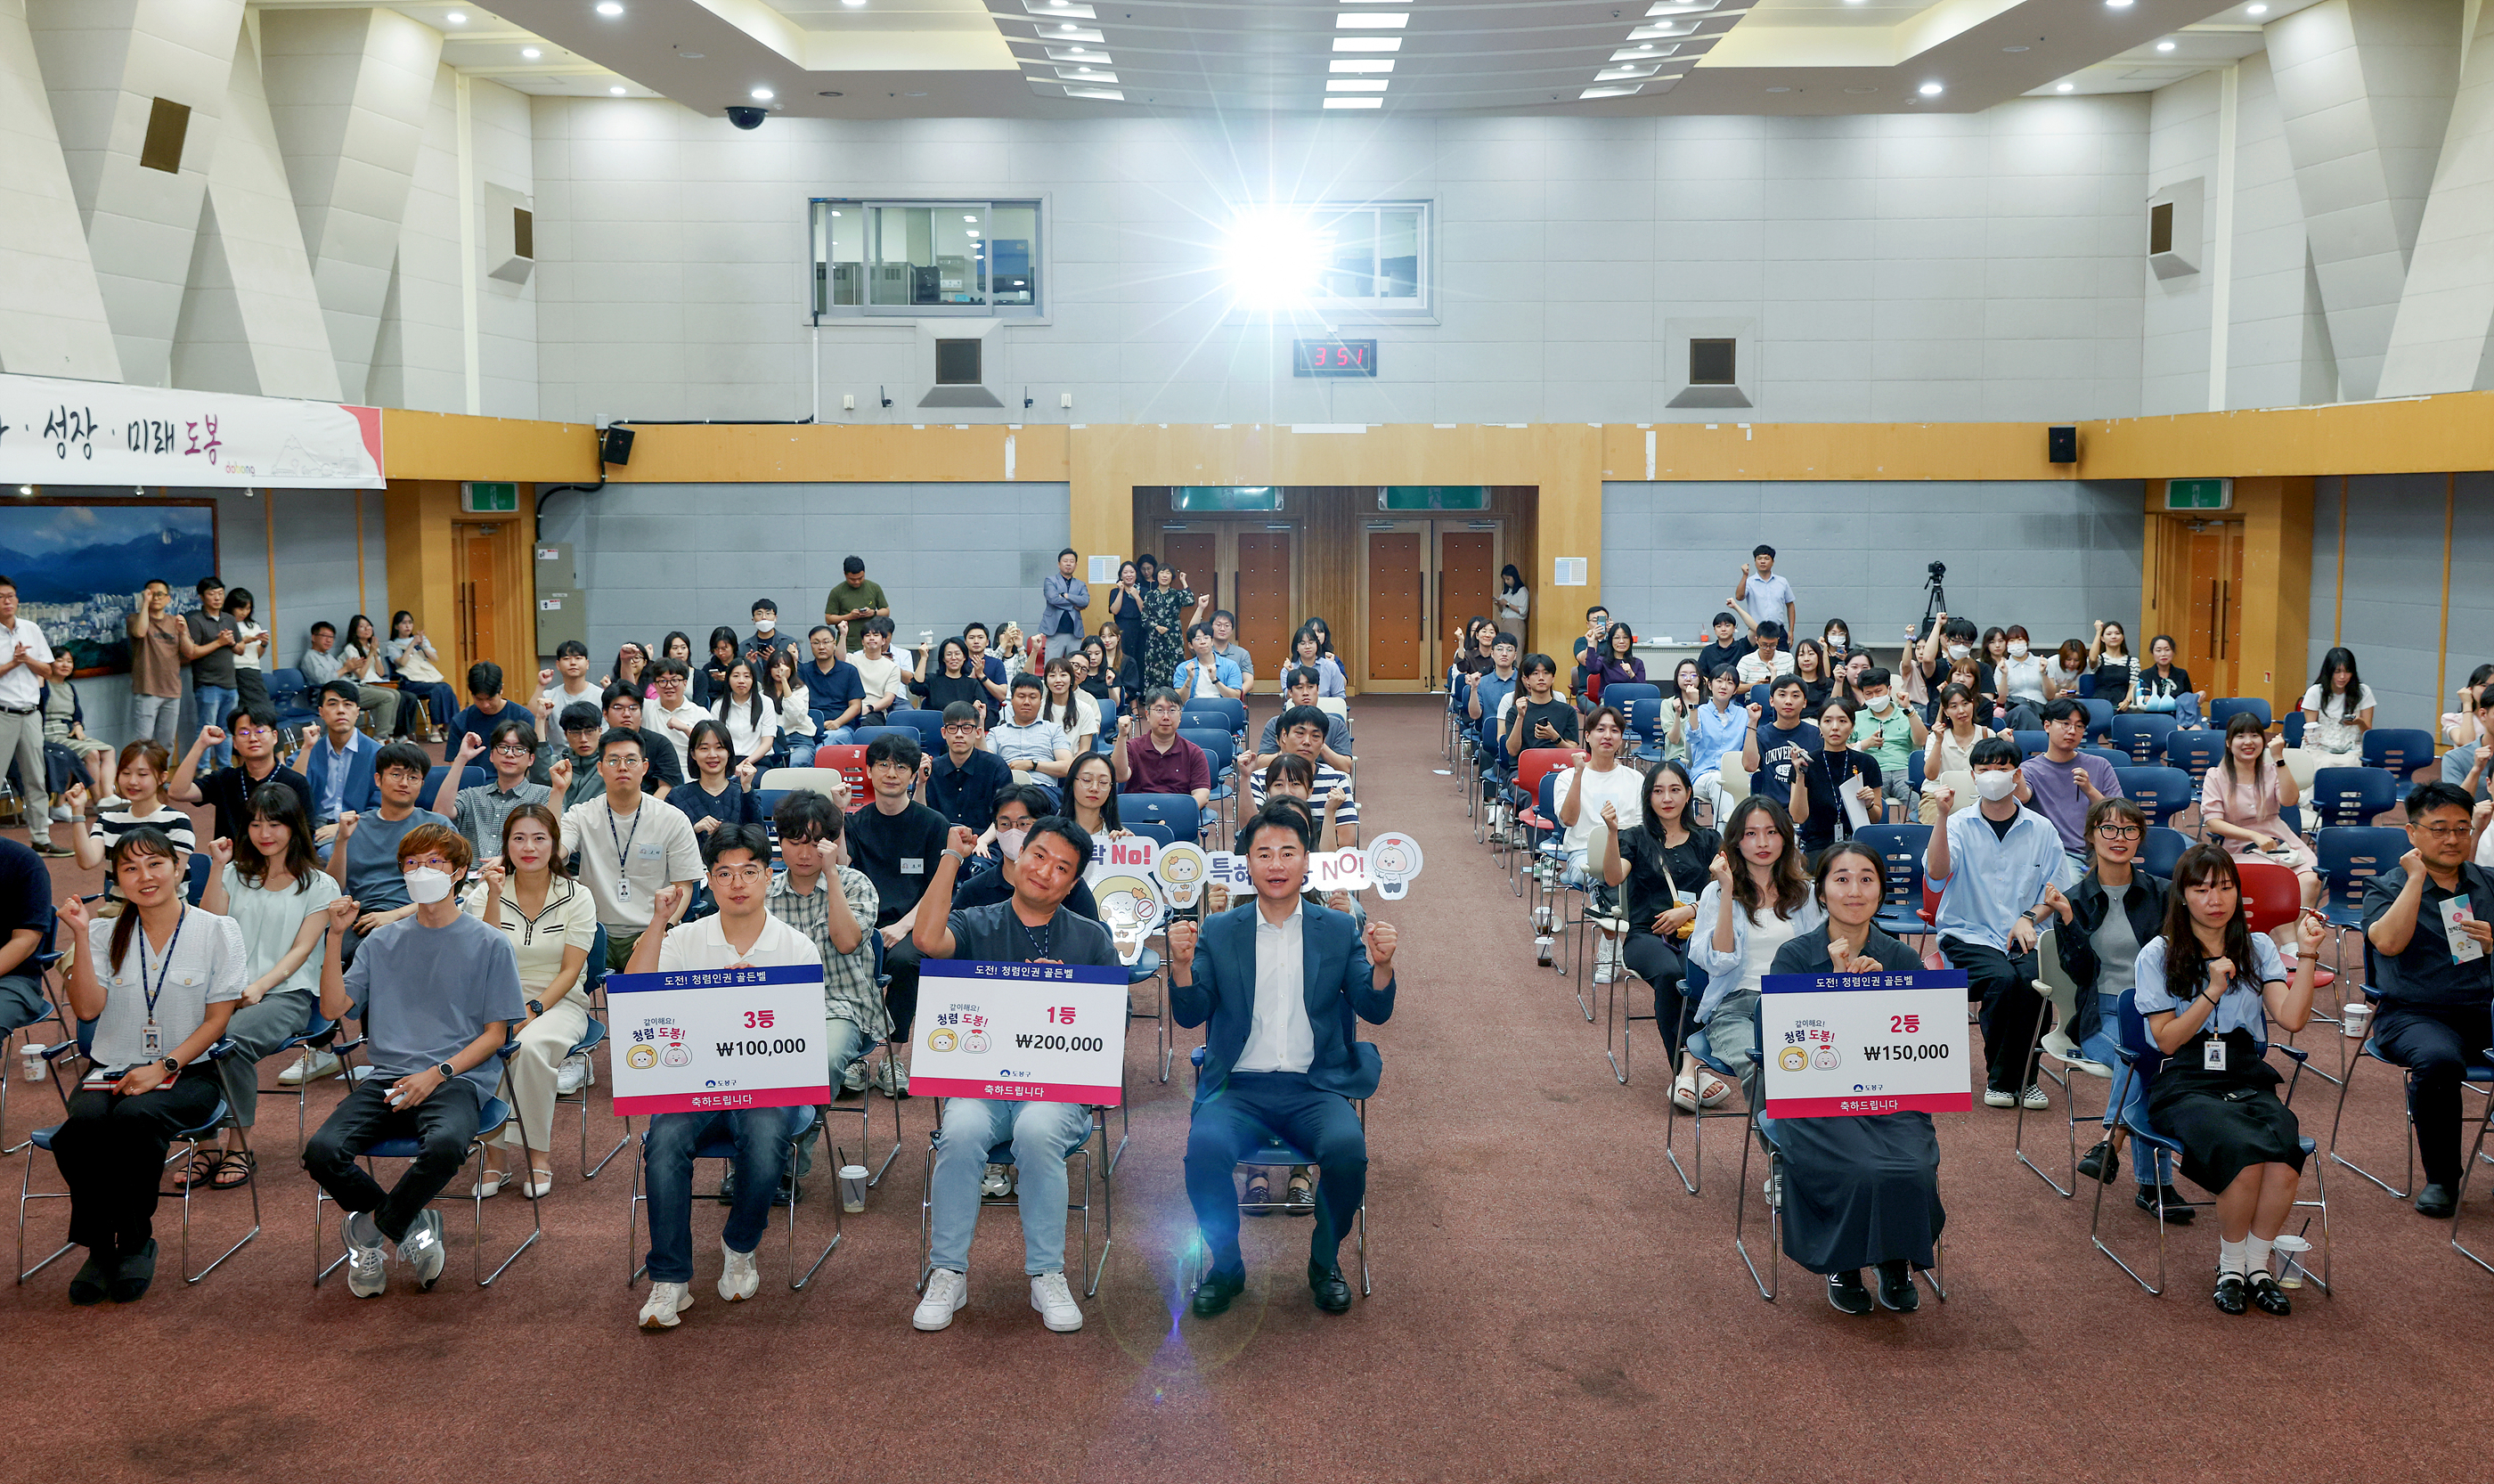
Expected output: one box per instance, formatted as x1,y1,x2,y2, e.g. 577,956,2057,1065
0,499,218,676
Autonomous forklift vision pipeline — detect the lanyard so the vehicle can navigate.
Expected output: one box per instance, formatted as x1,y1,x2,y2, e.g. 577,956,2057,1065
607,802,645,900
1018,912,1054,960
138,907,186,1024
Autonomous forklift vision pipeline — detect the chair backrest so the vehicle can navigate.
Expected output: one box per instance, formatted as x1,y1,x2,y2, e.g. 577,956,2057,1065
2139,825,2189,879
1316,696,1349,721
852,725,917,752
2207,697,2272,733
1854,822,1930,918
754,767,850,800
2109,712,2178,762
752,788,788,830
1934,768,1976,815
1190,696,1247,738
1513,746,1577,805
2011,729,2049,759
1747,681,1773,713
1125,819,1175,847
2310,765,2394,827
1602,681,1660,713
2078,744,2128,773
811,742,870,797
2236,858,2304,933
1179,707,1231,736
2280,710,2306,747
1121,792,1200,843
2115,989,2166,1081
2077,673,2097,699
1627,697,1663,749
1534,767,1562,827
420,763,489,804
2159,728,2225,783
886,707,947,744
2315,825,2408,917
1907,748,1926,791
185,850,210,905
1178,727,1235,772
2362,727,2435,781
2034,925,2082,1031
2115,765,2194,826
2080,697,2115,744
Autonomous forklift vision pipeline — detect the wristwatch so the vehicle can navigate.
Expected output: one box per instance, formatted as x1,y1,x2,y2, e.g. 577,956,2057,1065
159,1056,179,1075
526,999,544,1016
436,1062,456,1080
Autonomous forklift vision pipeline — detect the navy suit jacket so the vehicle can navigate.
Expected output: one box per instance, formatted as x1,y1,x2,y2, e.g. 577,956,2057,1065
1172,900,1393,1104
301,730,379,825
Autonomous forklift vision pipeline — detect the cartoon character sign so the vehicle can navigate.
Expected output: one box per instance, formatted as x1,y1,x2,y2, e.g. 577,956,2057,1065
1153,842,1208,909
1367,831,1423,901
626,1044,658,1070
1090,869,1165,966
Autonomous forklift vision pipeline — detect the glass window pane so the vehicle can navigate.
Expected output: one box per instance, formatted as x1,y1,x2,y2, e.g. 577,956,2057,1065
827,205,864,306
1320,209,1374,299
1379,206,1420,299
868,206,931,305
936,208,986,306
988,204,1038,306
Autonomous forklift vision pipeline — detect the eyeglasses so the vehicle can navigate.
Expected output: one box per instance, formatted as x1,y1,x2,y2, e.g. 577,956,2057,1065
403,856,454,873
492,743,532,755
710,865,769,885
2414,823,2472,840
233,725,273,739
2094,823,2143,840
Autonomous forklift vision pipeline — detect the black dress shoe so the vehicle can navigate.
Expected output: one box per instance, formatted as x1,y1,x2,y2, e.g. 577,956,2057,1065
1307,1260,1353,1314
1874,1259,1919,1313
2077,1140,2120,1184
2212,1274,2248,1315
2416,1182,2457,1219
1193,1268,1246,1317
109,1239,157,1303
2247,1273,2292,1316
1827,1270,1874,1315
68,1252,110,1306
2136,1186,2196,1223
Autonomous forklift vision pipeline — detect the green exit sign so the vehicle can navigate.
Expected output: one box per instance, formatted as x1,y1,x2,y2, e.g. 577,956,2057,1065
462,481,518,512
1380,485,1487,511
2165,477,2230,510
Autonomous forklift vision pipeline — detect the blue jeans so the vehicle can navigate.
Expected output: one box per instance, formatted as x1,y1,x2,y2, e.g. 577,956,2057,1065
2079,1000,2171,1187
926,1098,1090,1276
193,683,237,766
809,716,855,747
641,1104,804,1284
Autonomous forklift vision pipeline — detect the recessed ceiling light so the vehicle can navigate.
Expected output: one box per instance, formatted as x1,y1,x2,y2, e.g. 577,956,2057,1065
521,46,542,58
751,86,774,99
2156,38,2174,49
842,0,865,7
596,2,623,14
1333,37,1401,50
1765,85,1792,93
964,214,979,221
608,85,625,94
2246,3,2267,12
2105,0,2131,8
1918,80,1943,94
678,52,702,58
2057,81,2074,91
1324,96,1383,108
2003,44,2028,52
903,91,926,96
1331,59,1393,71
444,11,467,22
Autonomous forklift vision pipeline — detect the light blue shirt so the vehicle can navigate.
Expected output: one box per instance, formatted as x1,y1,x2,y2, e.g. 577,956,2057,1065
1687,701,1748,779
1742,570,1796,621
1930,805,2063,952
2131,934,2286,1046
310,730,371,822
1173,653,1243,698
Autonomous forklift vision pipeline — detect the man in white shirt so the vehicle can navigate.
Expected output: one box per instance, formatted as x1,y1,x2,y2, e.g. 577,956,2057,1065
1169,801,1398,1317
558,730,703,971
1733,543,1797,635
849,618,908,721
532,640,600,720
0,575,61,854
628,823,824,1330
644,659,710,779
1734,620,1798,689
986,673,1072,802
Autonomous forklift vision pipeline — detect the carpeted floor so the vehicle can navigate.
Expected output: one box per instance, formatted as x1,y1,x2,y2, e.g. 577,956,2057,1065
2,696,2482,1482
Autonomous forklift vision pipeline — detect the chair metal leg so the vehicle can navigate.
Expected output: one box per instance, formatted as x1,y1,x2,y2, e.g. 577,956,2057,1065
2452,1094,2494,1276
790,1117,840,1289
170,1133,259,1284
2015,1015,2080,1199
1660,995,1705,1196
1733,1129,1778,1301
1604,969,1652,1087
17,1143,73,1283
2326,1048,2413,1199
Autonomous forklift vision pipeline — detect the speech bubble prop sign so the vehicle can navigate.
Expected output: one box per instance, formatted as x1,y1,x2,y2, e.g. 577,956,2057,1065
1205,852,1252,891
1153,842,1208,909
1366,831,1424,900
1086,831,1159,887
1308,847,1370,894
1089,869,1164,966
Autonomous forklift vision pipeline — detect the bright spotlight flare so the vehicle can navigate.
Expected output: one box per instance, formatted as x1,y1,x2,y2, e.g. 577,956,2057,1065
1217,208,1334,310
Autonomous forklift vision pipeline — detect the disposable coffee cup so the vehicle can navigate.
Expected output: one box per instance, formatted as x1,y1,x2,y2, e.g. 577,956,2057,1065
2341,1004,2371,1040
20,1042,45,1082
838,1164,868,1213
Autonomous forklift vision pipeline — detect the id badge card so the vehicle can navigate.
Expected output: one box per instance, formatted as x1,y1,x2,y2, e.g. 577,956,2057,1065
2202,1036,2227,1072
142,1019,163,1057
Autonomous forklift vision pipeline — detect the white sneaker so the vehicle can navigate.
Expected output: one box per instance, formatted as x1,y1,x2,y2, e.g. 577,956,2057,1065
555,1054,590,1097
344,1211,388,1298
1982,1087,2016,1108
281,1048,342,1085
1031,1271,1084,1332
981,1163,1014,1199
639,1280,694,1329
718,1239,761,1301
2020,1085,2051,1111
914,1267,969,1331
1593,936,1623,984
47,803,69,822
1764,1173,1783,1211
396,1210,446,1288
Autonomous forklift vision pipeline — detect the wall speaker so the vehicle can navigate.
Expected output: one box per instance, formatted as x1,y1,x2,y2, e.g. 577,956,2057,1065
600,426,635,466
2046,425,2076,464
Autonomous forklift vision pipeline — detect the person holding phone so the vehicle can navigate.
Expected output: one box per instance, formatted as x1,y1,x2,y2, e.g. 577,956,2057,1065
49,828,253,1303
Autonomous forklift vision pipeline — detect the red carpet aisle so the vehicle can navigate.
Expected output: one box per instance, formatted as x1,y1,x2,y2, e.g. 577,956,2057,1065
0,697,2481,1482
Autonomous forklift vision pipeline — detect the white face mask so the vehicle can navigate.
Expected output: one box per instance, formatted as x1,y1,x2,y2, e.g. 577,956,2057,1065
754,618,775,634
1867,693,1894,713
1973,771,2020,803
1945,643,1970,661
1826,632,1847,649
2007,640,2028,657
403,867,454,904
997,827,1027,862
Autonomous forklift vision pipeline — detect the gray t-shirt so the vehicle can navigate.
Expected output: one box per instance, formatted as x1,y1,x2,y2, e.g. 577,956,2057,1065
340,807,451,912
2091,893,2140,1003
942,900,1119,969
186,610,240,687
345,910,528,1101
85,909,248,1070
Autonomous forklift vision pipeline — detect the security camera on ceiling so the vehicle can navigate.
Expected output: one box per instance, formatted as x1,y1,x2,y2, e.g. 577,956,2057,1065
726,106,767,129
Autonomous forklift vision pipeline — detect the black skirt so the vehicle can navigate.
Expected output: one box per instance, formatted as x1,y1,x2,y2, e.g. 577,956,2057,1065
1776,1112,1945,1275
2146,1054,2305,1194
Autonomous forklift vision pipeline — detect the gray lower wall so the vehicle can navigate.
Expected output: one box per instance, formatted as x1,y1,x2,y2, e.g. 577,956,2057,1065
2311,471,2494,738
535,482,1073,665
1600,480,2147,660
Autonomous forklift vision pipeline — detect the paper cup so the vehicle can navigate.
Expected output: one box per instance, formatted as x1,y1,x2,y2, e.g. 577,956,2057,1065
19,1042,45,1082
838,1164,868,1213
2341,1004,2371,1040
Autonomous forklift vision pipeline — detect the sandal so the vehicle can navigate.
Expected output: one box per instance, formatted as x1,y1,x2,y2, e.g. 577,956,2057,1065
1285,1168,1316,1215
208,1149,256,1190
470,1167,510,1200
1698,1073,1735,1108
1243,1171,1274,1214
1671,1067,1701,1113
169,1149,222,1190
520,1168,555,1200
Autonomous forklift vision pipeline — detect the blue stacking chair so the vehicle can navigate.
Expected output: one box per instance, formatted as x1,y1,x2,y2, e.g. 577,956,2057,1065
1627,697,1665,762
2139,826,2190,880
852,725,917,752
2310,767,2396,828
1123,820,1174,848
1178,728,1238,835
1178,706,1232,738
2314,827,2405,932
1857,824,1934,943
2115,766,2196,829
2161,729,2226,794
1,908,68,1156
313,1040,540,1289
1660,965,1745,1198
420,765,488,809
2077,673,2098,700
2361,729,2436,801
886,708,947,755
1121,793,1202,848
1907,749,1926,793
184,852,211,906
559,1019,632,1179
2326,942,2494,1203
19,1039,260,1285
2090,990,2328,1296
2080,697,2116,744
1180,1044,1369,1301
2282,711,2307,747
2452,1051,2494,1275
2110,713,2178,764
625,1105,837,1292
2079,744,2129,773
2012,729,2050,760
2207,697,2272,733
1602,681,1661,715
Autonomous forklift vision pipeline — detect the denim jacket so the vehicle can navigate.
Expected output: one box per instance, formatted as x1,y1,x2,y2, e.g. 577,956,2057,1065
1688,878,1824,1023
2055,868,2168,1044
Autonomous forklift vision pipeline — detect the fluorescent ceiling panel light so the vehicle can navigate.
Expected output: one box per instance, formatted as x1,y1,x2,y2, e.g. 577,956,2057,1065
445,11,468,22
608,85,626,94
1597,63,1659,79
521,46,542,57
1042,23,1105,41
1627,21,1695,38
1024,0,1095,13
1646,0,1717,12
1326,78,1390,89
1330,59,1394,71
1333,37,1402,50
1917,79,1942,94
2155,38,2175,49
1064,85,1123,99
2056,81,2074,90
1612,44,1677,60
1336,12,1408,25
1580,84,1642,97
1055,65,1117,79
1045,46,1110,61
595,2,622,14
1324,96,1385,107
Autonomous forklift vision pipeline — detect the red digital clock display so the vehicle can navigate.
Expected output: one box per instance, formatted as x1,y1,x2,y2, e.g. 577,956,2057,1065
1292,338,1378,378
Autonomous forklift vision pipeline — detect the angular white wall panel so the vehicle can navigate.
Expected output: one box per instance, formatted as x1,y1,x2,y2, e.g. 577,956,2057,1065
2377,1,2494,394
0,0,118,379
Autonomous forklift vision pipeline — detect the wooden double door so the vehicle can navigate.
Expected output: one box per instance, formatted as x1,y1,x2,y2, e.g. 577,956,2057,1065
1362,519,1501,692
2150,516,2245,699
1155,523,1300,688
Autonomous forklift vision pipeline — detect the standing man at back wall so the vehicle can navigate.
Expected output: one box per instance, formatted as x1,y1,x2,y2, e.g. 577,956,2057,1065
1042,548,1090,664
826,558,890,651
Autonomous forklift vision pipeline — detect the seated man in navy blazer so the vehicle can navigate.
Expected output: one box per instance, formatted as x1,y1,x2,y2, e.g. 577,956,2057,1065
1170,800,1398,1316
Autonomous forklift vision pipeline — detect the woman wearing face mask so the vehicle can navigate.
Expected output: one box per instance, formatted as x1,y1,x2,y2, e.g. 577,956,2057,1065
2090,620,2138,708
463,803,595,1199
1919,684,1997,826
1687,796,1822,1111
1602,761,1720,1101
1820,618,1853,665
1996,624,2052,730
2131,844,2325,1315
1766,840,1947,1316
